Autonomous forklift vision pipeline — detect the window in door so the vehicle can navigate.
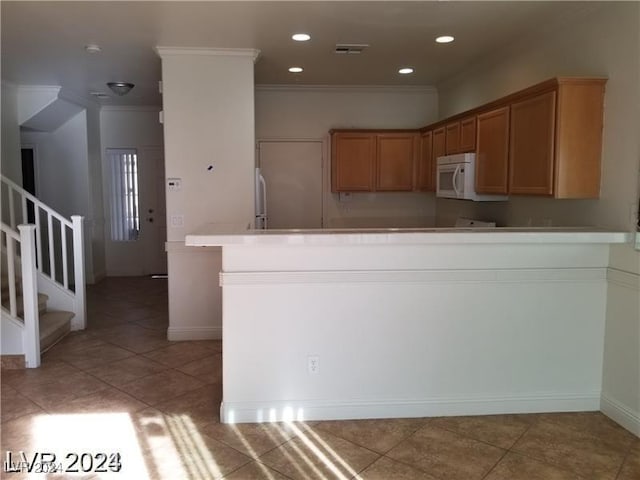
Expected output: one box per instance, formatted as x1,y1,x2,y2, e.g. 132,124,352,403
107,148,140,241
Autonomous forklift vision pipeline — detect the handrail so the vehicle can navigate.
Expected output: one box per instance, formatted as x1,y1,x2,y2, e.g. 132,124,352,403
1,176,72,228
1,222,19,240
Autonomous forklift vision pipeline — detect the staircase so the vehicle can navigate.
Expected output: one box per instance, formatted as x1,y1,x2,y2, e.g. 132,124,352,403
1,175,85,368
1,273,74,353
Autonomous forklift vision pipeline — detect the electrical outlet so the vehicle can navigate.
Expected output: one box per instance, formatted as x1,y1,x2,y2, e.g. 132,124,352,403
307,355,319,374
170,215,184,227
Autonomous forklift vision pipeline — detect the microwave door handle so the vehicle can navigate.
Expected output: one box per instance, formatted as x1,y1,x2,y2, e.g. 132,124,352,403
452,165,461,197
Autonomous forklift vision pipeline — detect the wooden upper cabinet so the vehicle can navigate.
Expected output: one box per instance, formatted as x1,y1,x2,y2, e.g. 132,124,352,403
459,116,477,152
475,106,510,194
331,132,376,192
445,122,460,154
416,131,433,191
509,91,556,195
508,78,605,198
445,116,476,154
331,130,417,192
377,134,416,191
432,127,446,191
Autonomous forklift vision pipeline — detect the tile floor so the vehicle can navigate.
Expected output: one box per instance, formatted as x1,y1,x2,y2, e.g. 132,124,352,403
1,276,639,479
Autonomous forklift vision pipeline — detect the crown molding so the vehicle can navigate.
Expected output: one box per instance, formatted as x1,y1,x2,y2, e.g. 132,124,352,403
100,105,161,112
255,84,437,94
155,47,261,63
16,85,61,95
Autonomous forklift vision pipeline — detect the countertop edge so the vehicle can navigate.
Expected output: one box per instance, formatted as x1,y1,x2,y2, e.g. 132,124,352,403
185,228,633,246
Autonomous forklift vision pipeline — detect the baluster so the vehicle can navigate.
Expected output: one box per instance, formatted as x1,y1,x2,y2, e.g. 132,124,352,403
21,196,27,225
61,223,68,289
8,188,15,228
47,213,55,280
6,234,17,317
35,206,43,271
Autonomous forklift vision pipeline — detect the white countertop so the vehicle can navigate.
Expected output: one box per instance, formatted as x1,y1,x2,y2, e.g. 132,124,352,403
185,223,631,246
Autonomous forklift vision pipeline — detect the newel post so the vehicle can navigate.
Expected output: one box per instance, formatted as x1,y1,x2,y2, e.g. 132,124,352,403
18,224,40,368
71,215,86,329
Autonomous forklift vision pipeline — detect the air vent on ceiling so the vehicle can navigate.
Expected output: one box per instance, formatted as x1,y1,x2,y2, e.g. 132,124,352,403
335,43,369,55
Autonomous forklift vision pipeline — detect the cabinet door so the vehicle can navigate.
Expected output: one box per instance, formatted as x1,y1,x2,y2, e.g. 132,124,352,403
331,133,376,192
376,134,415,191
416,131,433,191
475,107,510,194
509,91,556,195
432,127,446,191
460,116,477,152
445,122,460,154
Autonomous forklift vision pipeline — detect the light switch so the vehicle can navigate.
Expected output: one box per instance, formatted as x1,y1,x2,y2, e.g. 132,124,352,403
167,178,181,191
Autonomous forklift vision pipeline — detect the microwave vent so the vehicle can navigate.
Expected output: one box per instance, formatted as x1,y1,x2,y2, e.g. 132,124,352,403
335,44,369,54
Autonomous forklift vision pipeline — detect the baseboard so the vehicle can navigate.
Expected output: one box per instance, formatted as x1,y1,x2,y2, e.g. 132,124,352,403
167,326,222,341
220,392,601,424
89,270,106,284
601,394,640,436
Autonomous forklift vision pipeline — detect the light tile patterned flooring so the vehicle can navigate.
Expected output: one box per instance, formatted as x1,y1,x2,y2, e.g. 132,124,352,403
1,276,639,479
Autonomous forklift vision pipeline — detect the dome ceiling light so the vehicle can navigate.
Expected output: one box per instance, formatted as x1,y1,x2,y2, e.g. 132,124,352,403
107,82,135,96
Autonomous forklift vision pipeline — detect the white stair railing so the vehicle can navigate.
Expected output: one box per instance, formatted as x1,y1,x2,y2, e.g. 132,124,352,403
1,175,85,329
1,222,40,367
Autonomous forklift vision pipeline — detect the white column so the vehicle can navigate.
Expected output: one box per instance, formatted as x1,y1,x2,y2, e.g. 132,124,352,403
71,215,86,329
19,224,40,368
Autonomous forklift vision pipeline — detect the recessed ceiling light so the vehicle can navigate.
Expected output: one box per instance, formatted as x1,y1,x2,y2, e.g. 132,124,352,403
435,35,455,44
85,44,102,54
288,67,303,73
292,33,311,42
398,67,414,75
89,91,110,99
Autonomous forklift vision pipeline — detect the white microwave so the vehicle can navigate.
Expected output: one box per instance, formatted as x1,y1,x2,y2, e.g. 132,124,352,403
436,153,508,202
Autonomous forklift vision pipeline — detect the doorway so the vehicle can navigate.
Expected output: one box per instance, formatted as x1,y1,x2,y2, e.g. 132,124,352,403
257,140,324,229
21,146,37,222
104,146,167,276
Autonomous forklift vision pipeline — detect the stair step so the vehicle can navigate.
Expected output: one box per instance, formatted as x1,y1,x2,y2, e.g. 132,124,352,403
39,311,73,353
1,293,48,317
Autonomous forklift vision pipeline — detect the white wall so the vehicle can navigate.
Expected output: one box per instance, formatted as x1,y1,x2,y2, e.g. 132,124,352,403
221,240,611,423
436,2,640,232
256,86,439,227
99,107,164,276
1,82,22,183
86,106,105,281
158,49,257,340
601,244,640,435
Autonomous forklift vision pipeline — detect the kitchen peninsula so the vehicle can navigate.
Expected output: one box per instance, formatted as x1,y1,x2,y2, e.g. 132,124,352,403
186,225,630,424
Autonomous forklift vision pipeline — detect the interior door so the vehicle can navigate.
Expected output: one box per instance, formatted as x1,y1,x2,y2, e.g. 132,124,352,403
104,146,167,276
258,141,323,229
139,146,167,275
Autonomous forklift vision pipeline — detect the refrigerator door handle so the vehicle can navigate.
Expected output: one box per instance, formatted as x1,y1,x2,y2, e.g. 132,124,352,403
259,173,267,229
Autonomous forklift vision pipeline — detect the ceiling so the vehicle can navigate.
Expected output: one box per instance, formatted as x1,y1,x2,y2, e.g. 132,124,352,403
1,1,602,107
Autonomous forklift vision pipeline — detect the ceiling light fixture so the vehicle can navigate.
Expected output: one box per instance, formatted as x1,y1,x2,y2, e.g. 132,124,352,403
292,33,311,42
398,67,414,74
288,67,303,73
85,44,101,54
107,82,135,96
435,35,455,44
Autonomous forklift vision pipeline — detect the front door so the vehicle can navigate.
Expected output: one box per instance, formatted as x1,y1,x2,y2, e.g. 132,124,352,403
104,146,167,276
